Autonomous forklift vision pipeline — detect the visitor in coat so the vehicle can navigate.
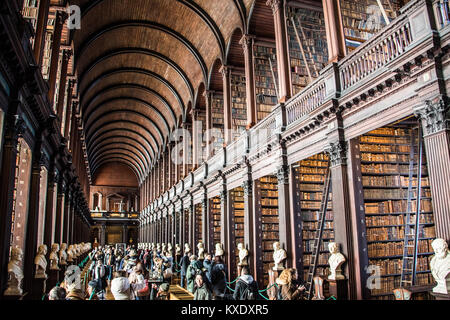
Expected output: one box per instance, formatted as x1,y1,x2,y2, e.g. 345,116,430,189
210,255,227,299
233,266,259,300
275,268,305,300
186,255,203,293
193,274,212,300
202,253,213,284
179,251,190,288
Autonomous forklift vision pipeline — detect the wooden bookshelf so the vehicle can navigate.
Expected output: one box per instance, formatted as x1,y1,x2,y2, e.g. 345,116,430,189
230,72,247,141
22,0,40,48
255,176,279,286
42,10,56,80
357,122,436,299
195,109,207,163
287,5,328,95
292,153,334,281
253,44,278,121
194,203,203,246
211,93,224,154
339,0,403,51
210,196,221,245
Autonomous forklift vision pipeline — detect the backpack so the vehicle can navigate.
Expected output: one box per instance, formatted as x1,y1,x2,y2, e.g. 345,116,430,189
242,282,256,300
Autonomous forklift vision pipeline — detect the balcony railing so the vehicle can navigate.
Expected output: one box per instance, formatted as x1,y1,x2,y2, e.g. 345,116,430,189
147,0,440,213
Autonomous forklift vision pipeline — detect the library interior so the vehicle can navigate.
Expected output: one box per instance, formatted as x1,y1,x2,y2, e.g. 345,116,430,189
0,0,449,301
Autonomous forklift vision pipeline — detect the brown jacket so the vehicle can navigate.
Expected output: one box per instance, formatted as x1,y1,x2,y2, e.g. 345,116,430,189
275,279,303,300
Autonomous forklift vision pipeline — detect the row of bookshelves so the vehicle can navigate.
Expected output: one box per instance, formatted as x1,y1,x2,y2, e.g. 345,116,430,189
367,239,433,257
365,213,434,227
362,176,429,188
211,197,221,245
363,188,432,199
364,199,433,214
366,226,435,242
254,45,278,121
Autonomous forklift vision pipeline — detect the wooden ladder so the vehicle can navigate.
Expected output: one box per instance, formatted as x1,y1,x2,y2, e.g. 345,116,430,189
304,161,331,300
400,125,424,288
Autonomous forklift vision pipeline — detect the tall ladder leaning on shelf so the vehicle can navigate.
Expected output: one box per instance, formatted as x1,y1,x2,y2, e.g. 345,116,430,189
400,124,424,288
305,159,331,300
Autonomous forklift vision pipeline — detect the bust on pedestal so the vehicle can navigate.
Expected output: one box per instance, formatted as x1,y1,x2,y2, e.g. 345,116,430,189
215,243,224,257
4,247,24,297
67,245,75,263
430,238,450,297
197,242,205,260
49,243,60,271
184,243,191,254
328,242,346,280
59,243,68,266
33,244,48,299
272,242,287,271
237,243,248,266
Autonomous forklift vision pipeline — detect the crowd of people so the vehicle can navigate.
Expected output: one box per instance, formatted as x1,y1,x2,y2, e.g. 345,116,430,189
47,244,305,300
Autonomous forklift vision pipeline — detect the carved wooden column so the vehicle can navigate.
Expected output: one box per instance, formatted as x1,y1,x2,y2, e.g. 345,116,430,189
54,176,65,244
182,122,192,176
23,135,44,298
47,10,66,106
192,108,201,169
64,91,76,139
100,224,106,246
266,0,291,103
325,135,356,300
201,190,209,251
43,162,56,247
56,50,71,121
33,0,50,65
220,66,233,145
242,165,256,278
415,97,450,242
276,162,294,267
322,0,346,62
122,225,128,244
204,90,213,159
240,34,257,128
62,187,72,244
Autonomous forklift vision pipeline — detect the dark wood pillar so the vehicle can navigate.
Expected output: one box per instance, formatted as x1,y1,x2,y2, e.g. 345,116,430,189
242,178,256,278
276,163,294,267
62,189,71,244
322,0,346,63
33,0,50,65
204,90,213,159
43,161,56,247
56,50,71,121
53,176,65,245
64,85,75,139
0,104,25,294
23,136,44,298
415,97,450,242
220,66,233,145
47,10,66,106
267,0,291,103
240,34,257,128
326,137,357,300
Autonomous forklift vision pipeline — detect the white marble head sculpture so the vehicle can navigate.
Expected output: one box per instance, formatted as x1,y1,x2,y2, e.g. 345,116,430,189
430,238,450,294
4,247,24,296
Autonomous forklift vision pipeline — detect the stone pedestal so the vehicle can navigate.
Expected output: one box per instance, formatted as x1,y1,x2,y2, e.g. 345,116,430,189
30,278,47,300
59,265,67,283
48,270,60,289
431,292,450,300
328,279,348,300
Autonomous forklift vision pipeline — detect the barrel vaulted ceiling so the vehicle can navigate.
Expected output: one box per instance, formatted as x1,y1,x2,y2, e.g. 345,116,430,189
70,0,265,183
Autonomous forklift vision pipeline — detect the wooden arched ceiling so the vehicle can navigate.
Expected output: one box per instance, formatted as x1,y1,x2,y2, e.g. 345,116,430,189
71,0,257,182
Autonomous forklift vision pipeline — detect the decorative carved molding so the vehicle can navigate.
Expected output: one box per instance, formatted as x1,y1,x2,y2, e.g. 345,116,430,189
276,165,289,185
242,180,252,196
325,141,347,167
414,96,449,136
266,0,281,14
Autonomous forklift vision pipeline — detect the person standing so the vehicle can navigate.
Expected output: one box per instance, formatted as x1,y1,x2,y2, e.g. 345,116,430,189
210,255,227,299
193,274,212,300
233,266,259,300
179,251,190,288
275,268,305,300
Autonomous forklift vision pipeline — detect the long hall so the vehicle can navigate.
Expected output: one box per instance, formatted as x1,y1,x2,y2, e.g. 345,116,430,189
0,0,449,302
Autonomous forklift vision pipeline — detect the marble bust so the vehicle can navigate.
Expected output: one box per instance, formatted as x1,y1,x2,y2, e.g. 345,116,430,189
328,242,346,280
49,243,60,270
237,243,249,266
184,243,191,254
34,244,48,279
175,244,181,256
59,243,68,266
162,243,166,253
197,242,205,259
4,247,24,296
430,238,450,294
272,242,287,271
215,243,224,257
67,245,75,263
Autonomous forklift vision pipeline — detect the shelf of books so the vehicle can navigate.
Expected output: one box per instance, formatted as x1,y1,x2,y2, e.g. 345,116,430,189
339,0,402,51
42,10,56,80
183,208,190,246
255,176,280,286
357,120,436,299
211,93,224,154
254,44,278,121
287,5,328,96
22,0,40,48
210,196,221,246
195,109,207,163
194,203,203,246
292,152,334,282
230,72,247,141
230,187,245,273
